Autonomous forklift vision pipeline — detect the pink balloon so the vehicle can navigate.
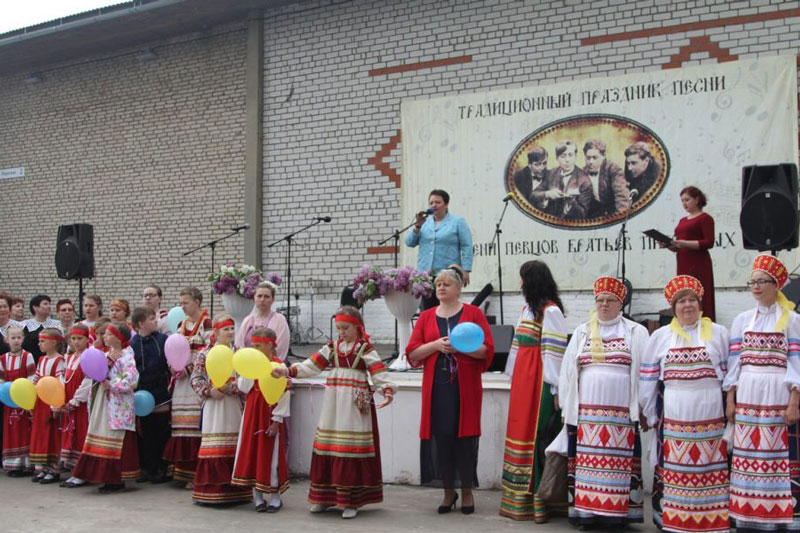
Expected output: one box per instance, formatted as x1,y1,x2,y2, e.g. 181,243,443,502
80,347,108,382
165,334,191,372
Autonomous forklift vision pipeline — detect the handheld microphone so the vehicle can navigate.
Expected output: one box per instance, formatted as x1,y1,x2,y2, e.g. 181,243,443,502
629,189,639,199
231,224,250,231
502,192,515,202
424,207,435,215
315,216,332,222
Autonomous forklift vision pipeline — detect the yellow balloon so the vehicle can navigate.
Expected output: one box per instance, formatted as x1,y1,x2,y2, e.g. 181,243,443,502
10,378,37,410
206,345,234,388
35,376,65,408
232,347,269,380
259,362,288,405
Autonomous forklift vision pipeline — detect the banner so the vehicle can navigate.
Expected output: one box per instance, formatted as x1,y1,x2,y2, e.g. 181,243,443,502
400,56,798,290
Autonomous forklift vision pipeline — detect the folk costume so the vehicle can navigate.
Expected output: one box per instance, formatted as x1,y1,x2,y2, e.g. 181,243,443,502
289,320,397,509
406,303,494,490
640,276,730,532
190,329,251,505
29,348,65,473
0,349,35,472
72,333,141,486
59,328,92,471
500,303,568,521
723,255,800,531
559,277,648,527
163,311,210,482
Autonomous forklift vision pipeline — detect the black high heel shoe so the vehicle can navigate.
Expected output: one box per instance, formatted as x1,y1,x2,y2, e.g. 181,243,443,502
461,502,475,515
437,492,458,514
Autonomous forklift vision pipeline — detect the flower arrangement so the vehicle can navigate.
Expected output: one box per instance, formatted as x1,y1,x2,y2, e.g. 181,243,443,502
208,263,283,299
352,264,432,303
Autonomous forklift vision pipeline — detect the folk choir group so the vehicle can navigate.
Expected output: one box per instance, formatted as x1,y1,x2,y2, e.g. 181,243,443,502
0,252,797,532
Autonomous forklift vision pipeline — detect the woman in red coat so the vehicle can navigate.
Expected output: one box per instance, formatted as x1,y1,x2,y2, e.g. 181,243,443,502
407,264,494,516
668,186,716,320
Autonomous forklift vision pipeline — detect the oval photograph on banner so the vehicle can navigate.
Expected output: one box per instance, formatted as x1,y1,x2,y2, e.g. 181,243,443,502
505,114,670,229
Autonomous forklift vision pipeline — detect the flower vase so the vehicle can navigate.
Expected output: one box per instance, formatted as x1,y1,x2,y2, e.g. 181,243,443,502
384,290,420,371
221,293,254,333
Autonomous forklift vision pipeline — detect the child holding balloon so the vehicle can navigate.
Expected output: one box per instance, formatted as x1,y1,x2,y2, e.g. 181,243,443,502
0,325,35,476
29,328,65,484
272,306,396,519
232,327,291,512
57,324,92,487
72,322,141,493
190,313,250,505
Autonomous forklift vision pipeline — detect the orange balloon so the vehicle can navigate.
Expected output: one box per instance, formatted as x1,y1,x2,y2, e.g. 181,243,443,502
35,376,65,408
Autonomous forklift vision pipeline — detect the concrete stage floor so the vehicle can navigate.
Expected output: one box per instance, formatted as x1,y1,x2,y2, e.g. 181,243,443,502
1,476,657,532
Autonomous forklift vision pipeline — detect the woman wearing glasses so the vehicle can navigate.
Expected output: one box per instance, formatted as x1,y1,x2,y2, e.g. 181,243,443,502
723,255,800,531
406,265,494,515
559,277,650,528
141,285,168,333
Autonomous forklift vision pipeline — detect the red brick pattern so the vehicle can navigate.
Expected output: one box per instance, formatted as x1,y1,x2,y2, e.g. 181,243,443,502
368,55,472,77
662,35,738,70
367,129,402,187
582,8,800,45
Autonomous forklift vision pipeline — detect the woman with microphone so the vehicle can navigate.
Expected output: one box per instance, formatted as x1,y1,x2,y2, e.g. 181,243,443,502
405,189,474,310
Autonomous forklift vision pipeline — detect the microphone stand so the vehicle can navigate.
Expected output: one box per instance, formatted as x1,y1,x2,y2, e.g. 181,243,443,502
489,199,513,325
616,194,636,315
377,216,423,370
184,227,248,319
268,219,325,355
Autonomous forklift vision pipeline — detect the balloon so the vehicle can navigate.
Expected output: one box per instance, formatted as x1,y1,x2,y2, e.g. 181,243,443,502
232,347,269,379
259,361,288,405
134,390,155,417
449,322,485,354
0,382,19,408
166,306,187,334
206,345,234,388
165,334,191,372
10,378,36,410
80,347,108,382
35,376,65,408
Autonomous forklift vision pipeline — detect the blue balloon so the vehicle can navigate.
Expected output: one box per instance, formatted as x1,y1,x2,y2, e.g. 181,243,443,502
166,306,187,334
449,322,485,354
134,390,155,417
0,381,19,408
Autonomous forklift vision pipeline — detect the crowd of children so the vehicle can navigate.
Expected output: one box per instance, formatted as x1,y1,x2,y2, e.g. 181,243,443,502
0,283,396,519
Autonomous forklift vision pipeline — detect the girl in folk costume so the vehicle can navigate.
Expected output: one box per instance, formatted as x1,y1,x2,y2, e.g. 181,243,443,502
190,314,250,505
723,255,800,531
72,322,140,493
499,260,568,523
640,276,730,532
274,306,397,519
234,281,290,359
29,327,66,484
232,327,291,512
559,277,649,527
58,324,93,488
109,299,133,331
0,325,35,475
163,287,210,487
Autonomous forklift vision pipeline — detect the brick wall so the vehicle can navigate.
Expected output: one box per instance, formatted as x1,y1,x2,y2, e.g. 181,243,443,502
0,23,249,314
261,0,800,342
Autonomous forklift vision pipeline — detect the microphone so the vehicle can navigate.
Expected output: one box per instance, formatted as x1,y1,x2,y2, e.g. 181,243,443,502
502,192,515,202
424,207,435,215
231,224,250,231
315,216,332,222
629,189,639,199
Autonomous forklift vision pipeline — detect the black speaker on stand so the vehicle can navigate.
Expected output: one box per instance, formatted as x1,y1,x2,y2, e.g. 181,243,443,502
740,164,799,251
55,224,94,320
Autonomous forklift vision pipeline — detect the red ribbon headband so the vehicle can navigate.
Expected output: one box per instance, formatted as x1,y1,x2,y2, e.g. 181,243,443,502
106,324,130,347
334,314,370,343
250,336,276,345
213,319,235,331
70,327,89,338
39,334,64,342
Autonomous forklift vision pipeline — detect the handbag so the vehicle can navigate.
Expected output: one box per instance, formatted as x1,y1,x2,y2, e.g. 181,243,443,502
535,452,567,503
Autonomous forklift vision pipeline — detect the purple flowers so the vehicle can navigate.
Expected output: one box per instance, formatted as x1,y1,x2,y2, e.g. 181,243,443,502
352,264,432,303
208,263,283,299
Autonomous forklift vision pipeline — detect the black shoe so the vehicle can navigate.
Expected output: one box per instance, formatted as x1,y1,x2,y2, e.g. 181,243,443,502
39,474,60,485
255,502,267,513
136,473,150,483
31,472,45,483
461,504,475,515
438,493,458,514
98,483,124,494
150,474,170,484
7,470,24,478
267,501,283,513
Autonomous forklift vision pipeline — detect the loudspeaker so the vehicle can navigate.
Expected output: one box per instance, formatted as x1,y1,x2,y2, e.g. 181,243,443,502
487,324,514,372
55,224,94,279
740,164,799,251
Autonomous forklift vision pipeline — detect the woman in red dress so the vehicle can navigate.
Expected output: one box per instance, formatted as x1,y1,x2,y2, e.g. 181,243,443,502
669,186,715,321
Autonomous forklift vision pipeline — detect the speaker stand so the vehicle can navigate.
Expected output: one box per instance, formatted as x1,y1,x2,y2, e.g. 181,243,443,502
77,278,86,321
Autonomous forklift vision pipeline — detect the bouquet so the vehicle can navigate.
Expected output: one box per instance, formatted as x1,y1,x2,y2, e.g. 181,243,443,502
352,264,432,303
208,263,283,299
